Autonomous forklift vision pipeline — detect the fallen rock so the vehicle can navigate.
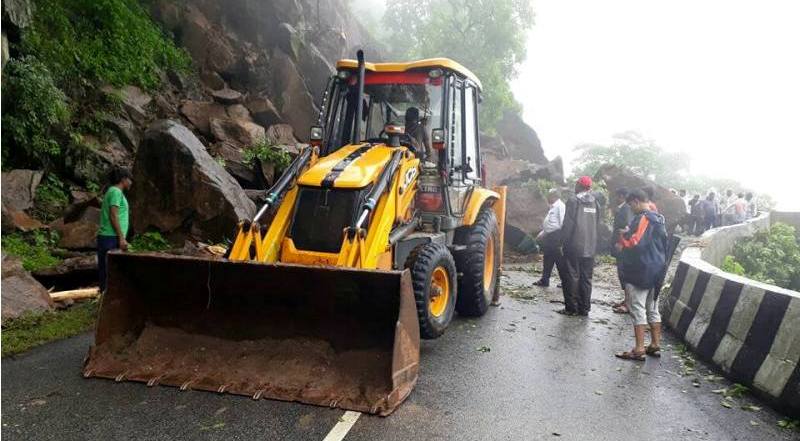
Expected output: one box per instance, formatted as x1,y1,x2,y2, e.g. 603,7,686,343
212,87,244,105
210,117,266,146
1,207,44,232
102,115,140,152
66,136,132,185
504,183,551,236
199,69,226,90
2,254,54,321
271,49,318,141
245,96,282,128
52,206,100,250
102,85,152,125
266,123,299,146
210,141,259,188
179,100,228,136
180,5,238,75
1,169,42,211
226,104,253,121
595,164,686,233
131,120,256,240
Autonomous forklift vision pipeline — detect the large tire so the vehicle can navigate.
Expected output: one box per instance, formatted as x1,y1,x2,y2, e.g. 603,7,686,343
405,242,457,339
455,207,500,317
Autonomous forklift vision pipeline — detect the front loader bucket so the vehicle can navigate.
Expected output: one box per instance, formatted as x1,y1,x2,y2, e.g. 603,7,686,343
83,253,419,416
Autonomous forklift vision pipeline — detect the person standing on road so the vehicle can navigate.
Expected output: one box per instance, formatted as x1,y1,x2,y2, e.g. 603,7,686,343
97,168,133,293
614,189,668,361
611,188,634,314
534,189,566,288
557,176,601,316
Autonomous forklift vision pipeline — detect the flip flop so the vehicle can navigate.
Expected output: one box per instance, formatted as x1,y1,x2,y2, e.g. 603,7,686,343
613,305,629,314
646,345,661,357
615,350,646,361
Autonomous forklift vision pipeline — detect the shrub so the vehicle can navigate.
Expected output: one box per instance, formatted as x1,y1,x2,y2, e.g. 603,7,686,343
1,57,71,168
32,174,70,222
727,223,800,290
21,0,190,91
129,231,171,252
243,139,292,169
2,230,63,272
721,255,745,276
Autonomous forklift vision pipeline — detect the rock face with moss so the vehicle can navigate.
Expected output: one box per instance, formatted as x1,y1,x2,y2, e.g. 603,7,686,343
2,254,54,321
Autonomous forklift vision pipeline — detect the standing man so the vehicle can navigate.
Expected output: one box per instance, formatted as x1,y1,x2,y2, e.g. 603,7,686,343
614,189,668,361
558,176,601,316
534,189,566,287
745,192,758,219
97,168,132,293
611,188,634,314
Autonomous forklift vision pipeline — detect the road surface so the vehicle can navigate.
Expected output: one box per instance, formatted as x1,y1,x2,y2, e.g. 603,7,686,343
2,263,797,440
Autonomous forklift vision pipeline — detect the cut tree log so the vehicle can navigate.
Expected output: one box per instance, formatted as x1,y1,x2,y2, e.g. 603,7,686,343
49,288,100,302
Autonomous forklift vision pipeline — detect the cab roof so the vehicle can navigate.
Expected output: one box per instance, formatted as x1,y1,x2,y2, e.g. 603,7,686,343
336,58,482,91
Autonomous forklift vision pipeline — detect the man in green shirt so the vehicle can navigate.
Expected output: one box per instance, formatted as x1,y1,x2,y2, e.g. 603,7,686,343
97,168,133,292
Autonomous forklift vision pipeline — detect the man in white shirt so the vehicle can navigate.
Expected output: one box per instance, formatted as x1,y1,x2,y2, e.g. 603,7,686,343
534,189,566,287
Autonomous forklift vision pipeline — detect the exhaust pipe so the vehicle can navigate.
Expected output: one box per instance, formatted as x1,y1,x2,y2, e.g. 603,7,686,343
352,49,366,144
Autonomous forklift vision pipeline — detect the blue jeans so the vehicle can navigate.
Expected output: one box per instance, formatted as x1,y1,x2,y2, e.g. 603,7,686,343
97,236,120,292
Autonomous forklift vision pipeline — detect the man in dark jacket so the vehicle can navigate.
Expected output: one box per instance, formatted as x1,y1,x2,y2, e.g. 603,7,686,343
557,176,601,316
614,189,668,361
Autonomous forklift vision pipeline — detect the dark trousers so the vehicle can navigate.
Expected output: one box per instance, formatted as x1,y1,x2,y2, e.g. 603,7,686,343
541,246,567,285
562,254,594,314
97,235,120,292
616,259,625,290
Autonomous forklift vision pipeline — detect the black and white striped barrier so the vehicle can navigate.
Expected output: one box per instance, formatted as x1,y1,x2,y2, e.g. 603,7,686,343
663,215,799,415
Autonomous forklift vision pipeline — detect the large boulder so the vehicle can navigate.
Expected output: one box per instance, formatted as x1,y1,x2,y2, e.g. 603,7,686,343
1,169,45,232
51,205,101,250
504,183,551,236
131,120,256,240
179,100,228,136
2,254,54,321
210,117,266,146
595,164,686,233
495,110,547,165
270,49,318,141
65,136,133,185
1,169,42,211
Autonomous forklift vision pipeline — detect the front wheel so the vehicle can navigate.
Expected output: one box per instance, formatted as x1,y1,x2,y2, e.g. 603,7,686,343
405,242,457,339
455,207,500,317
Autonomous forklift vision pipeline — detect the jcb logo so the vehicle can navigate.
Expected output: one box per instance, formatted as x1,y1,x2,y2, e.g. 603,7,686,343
400,167,418,194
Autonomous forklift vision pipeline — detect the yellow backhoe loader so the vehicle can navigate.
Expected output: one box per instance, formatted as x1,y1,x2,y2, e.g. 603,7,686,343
84,51,507,416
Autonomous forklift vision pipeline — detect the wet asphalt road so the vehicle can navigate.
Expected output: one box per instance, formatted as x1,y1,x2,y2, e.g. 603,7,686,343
2,263,798,441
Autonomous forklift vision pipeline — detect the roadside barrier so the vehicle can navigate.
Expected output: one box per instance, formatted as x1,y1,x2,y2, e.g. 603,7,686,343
663,213,799,415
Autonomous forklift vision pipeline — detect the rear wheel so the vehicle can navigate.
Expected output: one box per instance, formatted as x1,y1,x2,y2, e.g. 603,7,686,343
455,207,500,317
405,242,457,339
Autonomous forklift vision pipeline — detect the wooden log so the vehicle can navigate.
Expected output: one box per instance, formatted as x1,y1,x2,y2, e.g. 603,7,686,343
49,287,99,302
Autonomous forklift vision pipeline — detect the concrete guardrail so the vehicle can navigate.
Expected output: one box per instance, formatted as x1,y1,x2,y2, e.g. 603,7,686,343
662,212,799,415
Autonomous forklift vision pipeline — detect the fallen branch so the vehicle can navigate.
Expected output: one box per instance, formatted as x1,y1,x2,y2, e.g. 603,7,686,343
50,288,99,302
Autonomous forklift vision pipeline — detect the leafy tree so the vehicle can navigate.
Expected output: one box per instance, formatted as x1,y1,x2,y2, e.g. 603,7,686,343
382,0,534,130
571,131,691,186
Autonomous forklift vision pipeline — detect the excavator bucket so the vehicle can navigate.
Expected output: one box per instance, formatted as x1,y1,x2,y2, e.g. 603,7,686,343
83,252,420,416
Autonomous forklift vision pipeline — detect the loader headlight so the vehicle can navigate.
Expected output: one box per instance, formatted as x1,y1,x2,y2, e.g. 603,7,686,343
337,70,351,80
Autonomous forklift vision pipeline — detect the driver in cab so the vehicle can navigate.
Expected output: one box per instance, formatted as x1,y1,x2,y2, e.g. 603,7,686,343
404,107,433,165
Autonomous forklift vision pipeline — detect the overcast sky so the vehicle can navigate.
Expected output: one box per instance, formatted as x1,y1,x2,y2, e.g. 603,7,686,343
513,0,800,209
355,0,800,209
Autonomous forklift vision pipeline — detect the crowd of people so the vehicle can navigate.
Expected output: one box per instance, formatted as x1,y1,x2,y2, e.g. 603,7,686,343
677,188,759,236
533,177,671,361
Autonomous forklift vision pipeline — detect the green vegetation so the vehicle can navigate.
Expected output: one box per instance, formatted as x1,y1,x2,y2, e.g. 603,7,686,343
243,139,292,169
2,0,189,174
129,231,171,252
724,223,800,290
1,57,71,168
21,0,189,91
721,255,745,276
382,0,534,131
1,301,98,357
533,178,556,199
32,174,70,222
2,231,63,272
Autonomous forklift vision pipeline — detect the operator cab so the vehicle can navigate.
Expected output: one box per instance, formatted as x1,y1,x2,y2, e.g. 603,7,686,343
313,58,484,230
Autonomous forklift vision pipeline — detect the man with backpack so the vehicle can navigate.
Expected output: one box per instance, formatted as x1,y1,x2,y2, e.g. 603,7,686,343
614,189,668,361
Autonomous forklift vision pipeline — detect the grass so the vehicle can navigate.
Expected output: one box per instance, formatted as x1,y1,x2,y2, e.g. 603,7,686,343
2,301,98,357
2,230,63,271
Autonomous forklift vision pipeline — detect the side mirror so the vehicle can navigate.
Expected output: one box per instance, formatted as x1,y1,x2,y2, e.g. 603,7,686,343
309,126,323,147
432,128,446,150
